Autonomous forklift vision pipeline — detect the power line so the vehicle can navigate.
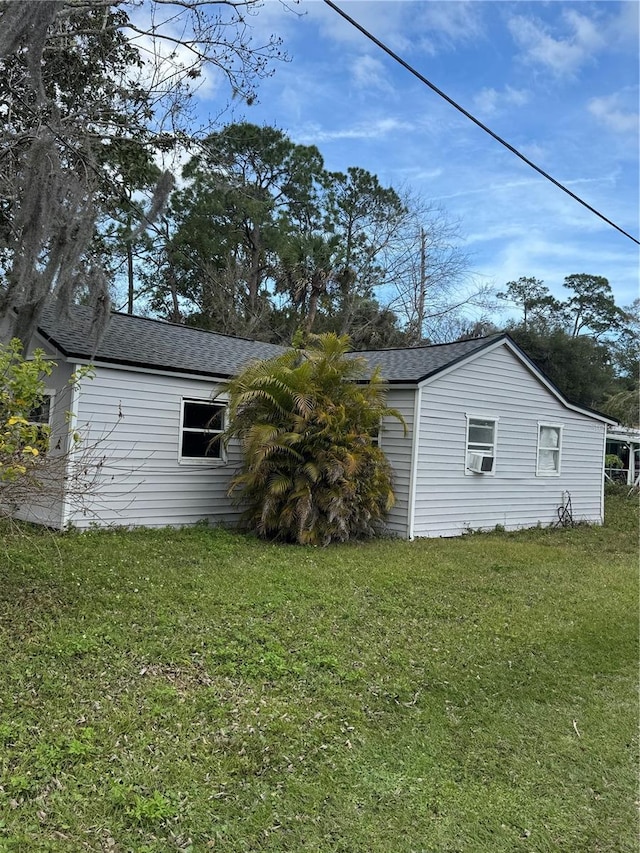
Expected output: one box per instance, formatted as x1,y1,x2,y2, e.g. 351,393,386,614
323,0,639,246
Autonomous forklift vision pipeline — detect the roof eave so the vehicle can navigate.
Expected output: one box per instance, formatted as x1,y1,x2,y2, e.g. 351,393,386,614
55,351,236,380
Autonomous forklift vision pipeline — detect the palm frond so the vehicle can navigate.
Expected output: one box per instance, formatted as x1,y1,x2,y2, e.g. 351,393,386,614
226,332,400,544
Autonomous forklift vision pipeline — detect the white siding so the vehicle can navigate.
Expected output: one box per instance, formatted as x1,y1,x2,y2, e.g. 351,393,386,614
379,388,415,537
66,367,242,529
9,340,75,528
412,345,607,537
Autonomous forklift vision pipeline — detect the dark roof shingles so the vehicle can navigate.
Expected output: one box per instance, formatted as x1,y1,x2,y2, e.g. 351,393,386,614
352,335,503,383
37,304,503,384
37,304,285,378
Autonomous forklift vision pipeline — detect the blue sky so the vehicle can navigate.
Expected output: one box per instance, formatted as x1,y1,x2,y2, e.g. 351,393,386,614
166,1,640,318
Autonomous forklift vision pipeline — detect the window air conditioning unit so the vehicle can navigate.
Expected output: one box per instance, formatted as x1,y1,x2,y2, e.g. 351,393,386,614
467,453,494,473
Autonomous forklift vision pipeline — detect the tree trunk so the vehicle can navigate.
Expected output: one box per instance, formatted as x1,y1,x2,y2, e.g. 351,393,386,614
416,227,427,341
247,223,262,314
126,241,134,314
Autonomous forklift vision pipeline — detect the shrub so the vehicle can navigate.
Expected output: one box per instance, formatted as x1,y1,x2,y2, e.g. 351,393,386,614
0,339,55,503
0,338,95,521
225,334,405,545
605,453,623,469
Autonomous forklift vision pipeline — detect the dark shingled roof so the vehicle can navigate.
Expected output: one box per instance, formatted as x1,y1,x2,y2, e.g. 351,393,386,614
35,303,505,384
352,335,505,384
36,303,286,379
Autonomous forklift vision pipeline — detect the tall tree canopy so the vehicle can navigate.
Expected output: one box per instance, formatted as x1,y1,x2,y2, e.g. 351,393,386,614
498,274,638,421
145,122,327,338
142,123,481,347
0,0,285,346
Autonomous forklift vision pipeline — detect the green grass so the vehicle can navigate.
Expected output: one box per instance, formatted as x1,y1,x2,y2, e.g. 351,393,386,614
0,495,637,852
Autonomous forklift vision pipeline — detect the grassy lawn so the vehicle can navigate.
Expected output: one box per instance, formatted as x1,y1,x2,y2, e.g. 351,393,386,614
0,495,637,853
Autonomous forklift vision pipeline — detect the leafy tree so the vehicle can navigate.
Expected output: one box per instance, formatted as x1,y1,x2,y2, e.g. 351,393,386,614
608,298,639,381
324,167,407,333
498,273,627,341
452,318,501,341
225,334,405,545
0,340,53,493
274,231,338,335
146,123,327,338
562,273,627,339
602,298,640,426
497,277,560,332
508,326,616,409
0,0,285,346
144,123,478,346
601,389,639,427
0,1,147,343
0,339,99,518
498,273,637,414
327,298,409,351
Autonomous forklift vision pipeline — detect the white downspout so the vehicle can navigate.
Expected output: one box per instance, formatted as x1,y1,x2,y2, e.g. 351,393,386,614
407,385,423,540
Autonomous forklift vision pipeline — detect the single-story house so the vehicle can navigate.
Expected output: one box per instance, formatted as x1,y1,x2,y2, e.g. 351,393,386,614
4,303,616,537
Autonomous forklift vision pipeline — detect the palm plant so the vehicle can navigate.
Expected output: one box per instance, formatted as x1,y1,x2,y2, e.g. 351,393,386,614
224,334,405,545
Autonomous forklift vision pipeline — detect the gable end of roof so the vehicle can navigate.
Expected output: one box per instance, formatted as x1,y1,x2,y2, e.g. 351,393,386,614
501,336,616,424
412,333,508,384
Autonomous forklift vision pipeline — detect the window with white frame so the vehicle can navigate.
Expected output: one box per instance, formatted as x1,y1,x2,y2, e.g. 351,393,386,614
537,424,562,476
179,399,226,461
465,416,497,474
28,391,54,451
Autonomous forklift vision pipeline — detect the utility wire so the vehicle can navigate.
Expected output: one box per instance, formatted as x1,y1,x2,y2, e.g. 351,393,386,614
323,0,639,246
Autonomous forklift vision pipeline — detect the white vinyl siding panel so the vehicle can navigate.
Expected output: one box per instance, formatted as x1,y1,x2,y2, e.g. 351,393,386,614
412,346,606,537
11,354,75,528
379,388,415,537
66,367,241,529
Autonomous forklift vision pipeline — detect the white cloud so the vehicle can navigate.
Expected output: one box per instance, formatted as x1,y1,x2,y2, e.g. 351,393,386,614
415,0,485,54
491,235,639,307
303,0,484,57
350,54,392,92
473,85,529,116
306,1,413,53
395,166,444,183
588,91,639,135
508,9,605,76
609,0,640,45
296,116,414,145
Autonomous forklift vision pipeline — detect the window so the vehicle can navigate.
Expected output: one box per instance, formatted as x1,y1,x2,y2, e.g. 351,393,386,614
29,393,52,426
28,391,54,451
465,416,497,474
537,424,562,476
179,399,226,462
